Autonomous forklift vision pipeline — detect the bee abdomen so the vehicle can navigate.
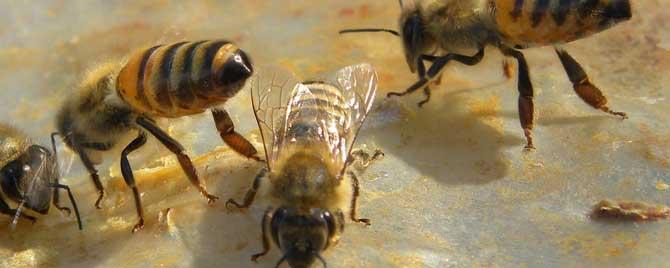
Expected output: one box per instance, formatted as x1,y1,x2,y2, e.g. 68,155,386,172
285,82,347,142
117,40,253,118
495,0,631,46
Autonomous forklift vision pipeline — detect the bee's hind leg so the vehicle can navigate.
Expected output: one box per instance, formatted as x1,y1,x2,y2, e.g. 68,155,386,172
555,48,628,119
500,45,535,150
136,117,219,204
212,109,264,162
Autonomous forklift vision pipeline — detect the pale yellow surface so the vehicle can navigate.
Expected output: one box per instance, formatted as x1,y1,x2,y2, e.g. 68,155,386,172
0,1,669,268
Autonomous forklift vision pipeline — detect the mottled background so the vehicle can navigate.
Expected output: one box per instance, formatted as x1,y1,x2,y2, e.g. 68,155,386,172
0,1,669,267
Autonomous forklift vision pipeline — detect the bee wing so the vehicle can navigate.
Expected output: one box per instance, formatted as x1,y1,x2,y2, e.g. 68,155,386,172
328,63,378,173
250,66,301,170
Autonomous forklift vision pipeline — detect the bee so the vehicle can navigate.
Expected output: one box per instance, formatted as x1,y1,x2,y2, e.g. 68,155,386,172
56,40,261,232
341,0,632,149
226,64,378,268
0,124,82,230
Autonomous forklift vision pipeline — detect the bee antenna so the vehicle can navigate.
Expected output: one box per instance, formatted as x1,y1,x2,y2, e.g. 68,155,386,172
339,28,400,36
50,183,83,230
10,199,26,230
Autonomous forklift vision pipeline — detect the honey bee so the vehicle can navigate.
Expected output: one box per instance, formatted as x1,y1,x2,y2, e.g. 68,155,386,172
0,124,82,230
226,64,378,268
56,40,261,232
341,0,632,149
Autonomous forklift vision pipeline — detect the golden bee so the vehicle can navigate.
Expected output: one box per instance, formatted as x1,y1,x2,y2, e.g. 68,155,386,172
0,124,82,230
226,64,379,268
56,40,261,232
341,0,632,149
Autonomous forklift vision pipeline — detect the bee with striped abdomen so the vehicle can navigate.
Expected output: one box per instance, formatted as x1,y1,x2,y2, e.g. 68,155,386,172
56,40,260,232
341,0,632,149
226,64,378,268
0,124,82,230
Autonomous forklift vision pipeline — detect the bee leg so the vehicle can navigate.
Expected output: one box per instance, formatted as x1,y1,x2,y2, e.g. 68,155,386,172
555,48,628,119
0,198,36,223
136,117,219,203
226,168,267,209
349,171,370,226
50,132,71,215
75,148,106,209
212,109,263,162
389,49,485,106
120,132,148,233
251,208,273,262
500,46,535,150
50,183,83,230
349,149,384,171
388,55,431,100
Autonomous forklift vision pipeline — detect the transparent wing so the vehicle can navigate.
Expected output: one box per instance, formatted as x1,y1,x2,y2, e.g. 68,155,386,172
329,63,378,173
250,66,301,170
251,63,378,174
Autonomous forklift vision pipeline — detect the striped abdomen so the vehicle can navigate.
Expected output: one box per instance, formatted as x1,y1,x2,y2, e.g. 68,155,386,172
117,40,253,118
493,0,631,46
284,82,347,148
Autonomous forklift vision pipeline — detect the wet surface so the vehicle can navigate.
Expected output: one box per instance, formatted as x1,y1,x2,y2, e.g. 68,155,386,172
0,1,669,267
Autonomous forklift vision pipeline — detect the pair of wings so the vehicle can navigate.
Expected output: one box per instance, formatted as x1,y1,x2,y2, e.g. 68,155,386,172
250,63,378,175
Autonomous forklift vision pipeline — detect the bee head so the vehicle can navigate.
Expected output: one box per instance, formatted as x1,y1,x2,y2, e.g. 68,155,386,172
399,0,426,73
215,47,254,96
0,145,54,214
270,207,344,268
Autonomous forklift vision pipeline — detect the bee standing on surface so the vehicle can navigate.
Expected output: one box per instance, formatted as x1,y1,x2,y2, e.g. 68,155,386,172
0,124,82,230
56,40,261,232
341,0,632,149
226,64,378,268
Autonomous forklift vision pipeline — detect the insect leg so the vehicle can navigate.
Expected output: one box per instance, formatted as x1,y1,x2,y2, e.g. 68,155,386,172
500,46,535,150
555,48,628,119
136,117,219,203
349,149,384,171
50,132,71,215
348,171,370,226
389,49,485,106
50,183,83,230
388,55,430,100
0,197,35,223
211,109,263,162
75,148,106,208
120,132,148,233
226,168,267,209
251,207,273,262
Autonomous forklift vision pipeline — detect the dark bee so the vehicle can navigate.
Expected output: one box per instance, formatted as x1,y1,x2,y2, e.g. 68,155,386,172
226,64,378,267
56,40,261,232
0,124,82,230
341,0,632,149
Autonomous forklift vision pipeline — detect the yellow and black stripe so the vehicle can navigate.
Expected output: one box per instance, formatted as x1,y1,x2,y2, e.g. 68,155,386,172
117,40,253,118
495,0,631,46
285,82,347,144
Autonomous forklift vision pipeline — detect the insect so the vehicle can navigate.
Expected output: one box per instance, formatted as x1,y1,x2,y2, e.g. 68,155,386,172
341,0,632,149
226,63,378,268
593,199,670,221
0,124,82,230
56,40,261,232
